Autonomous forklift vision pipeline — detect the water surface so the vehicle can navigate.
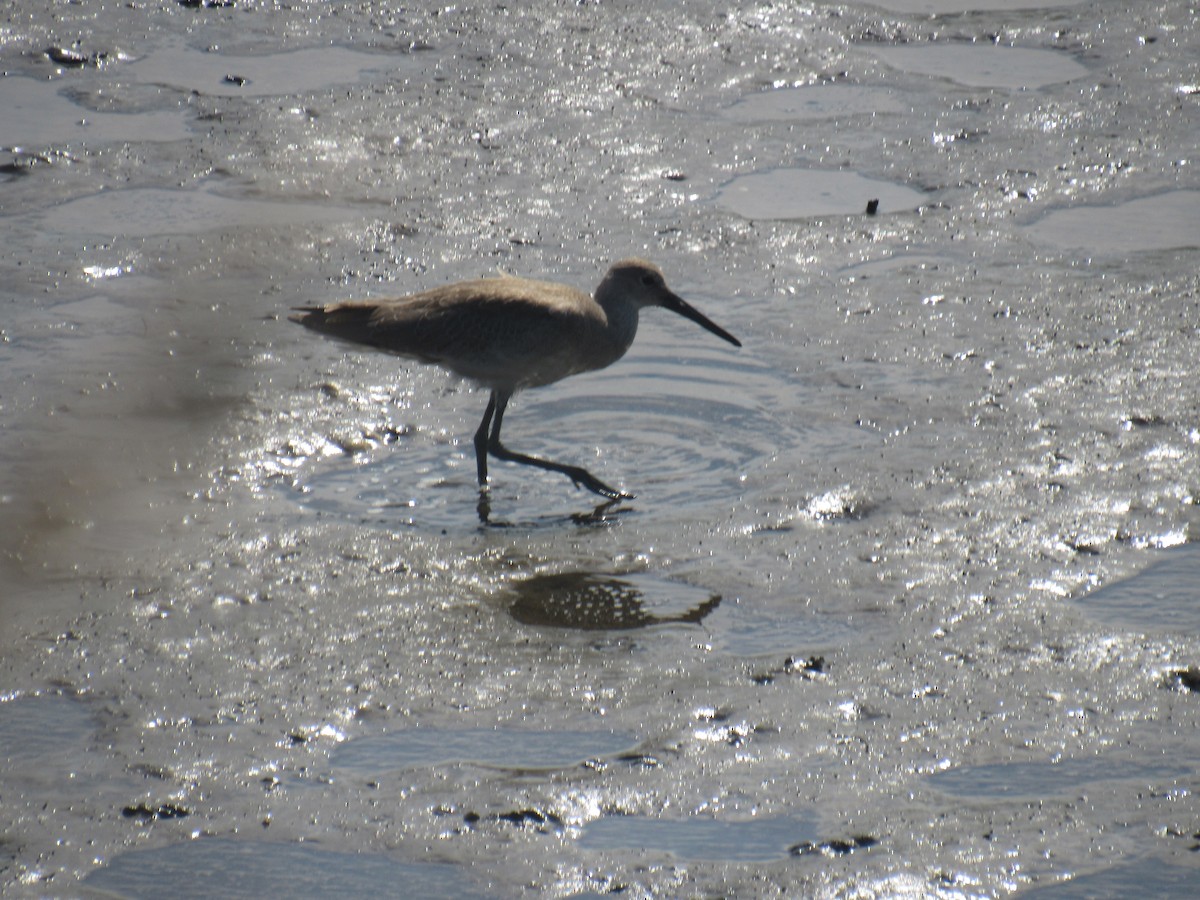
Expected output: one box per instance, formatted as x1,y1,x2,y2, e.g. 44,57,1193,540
2,2,1198,897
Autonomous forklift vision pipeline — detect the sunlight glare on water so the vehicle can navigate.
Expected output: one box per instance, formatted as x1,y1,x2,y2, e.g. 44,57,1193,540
1,0,1198,896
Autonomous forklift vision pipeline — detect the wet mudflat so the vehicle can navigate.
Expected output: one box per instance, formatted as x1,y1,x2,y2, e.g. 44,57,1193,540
2,0,1199,896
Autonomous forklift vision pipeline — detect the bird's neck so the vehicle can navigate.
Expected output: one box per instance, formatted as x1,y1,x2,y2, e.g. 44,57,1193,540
599,296,640,359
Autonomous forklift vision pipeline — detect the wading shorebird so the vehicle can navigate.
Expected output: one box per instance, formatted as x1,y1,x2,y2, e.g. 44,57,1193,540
292,258,741,500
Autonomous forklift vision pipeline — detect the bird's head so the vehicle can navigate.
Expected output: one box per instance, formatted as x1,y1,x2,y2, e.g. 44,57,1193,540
598,259,741,347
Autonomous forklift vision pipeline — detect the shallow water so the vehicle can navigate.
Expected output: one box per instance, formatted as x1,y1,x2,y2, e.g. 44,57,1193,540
717,167,927,219
872,45,1089,90
2,0,1199,896
331,727,638,774
131,39,414,98
28,183,367,236
1024,190,1200,254
1,75,192,146
579,812,819,863
82,840,476,898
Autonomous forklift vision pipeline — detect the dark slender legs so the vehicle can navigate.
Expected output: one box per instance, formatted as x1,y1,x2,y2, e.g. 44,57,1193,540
472,390,631,500
472,391,500,486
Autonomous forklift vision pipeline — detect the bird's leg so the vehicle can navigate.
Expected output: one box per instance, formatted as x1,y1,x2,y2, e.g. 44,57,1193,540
473,391,498,487
486,392,634,501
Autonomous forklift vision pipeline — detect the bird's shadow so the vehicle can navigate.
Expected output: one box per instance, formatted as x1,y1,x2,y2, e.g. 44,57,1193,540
476,491,630,528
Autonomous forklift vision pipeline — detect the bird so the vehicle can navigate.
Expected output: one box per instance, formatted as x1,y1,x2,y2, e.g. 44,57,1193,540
291,258,741,500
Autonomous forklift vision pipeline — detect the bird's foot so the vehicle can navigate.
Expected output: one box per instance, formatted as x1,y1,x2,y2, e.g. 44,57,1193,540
567,467,635,501
485,439,634,501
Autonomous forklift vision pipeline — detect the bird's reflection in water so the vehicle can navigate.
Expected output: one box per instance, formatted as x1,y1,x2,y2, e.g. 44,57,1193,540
508,571,721,630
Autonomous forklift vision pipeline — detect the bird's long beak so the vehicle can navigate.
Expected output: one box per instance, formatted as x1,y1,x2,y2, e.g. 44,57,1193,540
663,291,742,348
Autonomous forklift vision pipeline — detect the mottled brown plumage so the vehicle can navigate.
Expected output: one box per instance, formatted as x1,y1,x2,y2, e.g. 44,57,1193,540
292,259,740,499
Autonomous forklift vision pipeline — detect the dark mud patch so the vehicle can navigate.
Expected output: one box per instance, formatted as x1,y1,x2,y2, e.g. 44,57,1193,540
789,834,879,857
749,654,828,685
121,802,191,822
1161,666,1200,693
464,807,565,833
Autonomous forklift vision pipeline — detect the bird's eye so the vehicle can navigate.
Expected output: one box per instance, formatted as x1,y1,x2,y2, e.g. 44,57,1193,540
641,274,657,286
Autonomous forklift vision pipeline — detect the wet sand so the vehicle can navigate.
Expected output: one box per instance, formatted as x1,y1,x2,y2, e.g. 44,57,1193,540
2,0,1199,896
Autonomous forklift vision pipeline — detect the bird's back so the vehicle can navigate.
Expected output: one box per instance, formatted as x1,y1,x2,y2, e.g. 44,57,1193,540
292,275,629,391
